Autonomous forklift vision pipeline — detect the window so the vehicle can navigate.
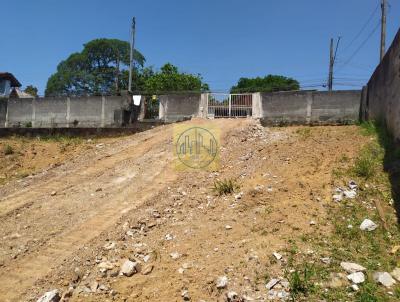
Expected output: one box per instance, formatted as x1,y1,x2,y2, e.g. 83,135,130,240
0,80,6,95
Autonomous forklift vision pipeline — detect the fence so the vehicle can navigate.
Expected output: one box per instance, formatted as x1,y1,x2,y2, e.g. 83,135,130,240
0,95,133,128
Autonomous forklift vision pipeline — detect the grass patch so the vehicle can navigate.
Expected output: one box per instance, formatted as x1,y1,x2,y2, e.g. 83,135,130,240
353,151,378,179
289,121,400,301
359,121,378,136
287,265,316,300
212,178,239,196
296,128,312,139
37,134,84,144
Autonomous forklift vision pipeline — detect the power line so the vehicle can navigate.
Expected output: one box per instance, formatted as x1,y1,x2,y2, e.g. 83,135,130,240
337,21,381,71
342,3,380,52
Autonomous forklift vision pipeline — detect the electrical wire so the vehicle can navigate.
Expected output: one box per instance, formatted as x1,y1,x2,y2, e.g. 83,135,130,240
342,3,380,52
337,21,381,71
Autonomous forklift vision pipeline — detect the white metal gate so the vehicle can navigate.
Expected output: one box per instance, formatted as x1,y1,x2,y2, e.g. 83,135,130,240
207,93,252,118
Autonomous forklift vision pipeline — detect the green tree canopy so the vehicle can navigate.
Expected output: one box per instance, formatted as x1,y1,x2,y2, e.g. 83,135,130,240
45,38,145,96
143,63,209,94
24,85,38,97
230,75,300,93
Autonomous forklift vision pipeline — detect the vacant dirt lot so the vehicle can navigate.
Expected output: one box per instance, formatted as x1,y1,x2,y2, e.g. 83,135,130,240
1,120,395,301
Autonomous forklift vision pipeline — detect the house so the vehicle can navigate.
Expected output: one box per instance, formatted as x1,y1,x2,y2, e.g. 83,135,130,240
9,87,34,98
0,72,22,97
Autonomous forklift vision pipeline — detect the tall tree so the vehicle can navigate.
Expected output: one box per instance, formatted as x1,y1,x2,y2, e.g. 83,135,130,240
24,85,38,97
45,38,145,96
143,63,209,94
230,75,300,93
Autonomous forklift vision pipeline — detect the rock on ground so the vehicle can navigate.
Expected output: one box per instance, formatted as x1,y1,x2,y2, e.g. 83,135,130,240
391,267,400,282
340,262,366,273
347,272,365,284
373,272,397,287
360,219,378,231
37,290,60,302
265,278,280,290
216,276,228,289
120,260,138,277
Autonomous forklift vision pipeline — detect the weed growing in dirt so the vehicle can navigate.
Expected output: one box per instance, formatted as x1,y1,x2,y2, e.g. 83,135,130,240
285,122,400,301
359,121,378,136
287,265,316,300
353,143,383,179
3,144,14,155
213,178,239,196
353,154,377,179
37,135,85,144
296,128,312,139
356,282,379,302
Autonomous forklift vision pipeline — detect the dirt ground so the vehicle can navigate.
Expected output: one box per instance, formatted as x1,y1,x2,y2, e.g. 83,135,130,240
0,120,370,302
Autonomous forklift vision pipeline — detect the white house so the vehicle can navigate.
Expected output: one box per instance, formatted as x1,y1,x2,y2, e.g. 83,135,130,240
0,72,21,97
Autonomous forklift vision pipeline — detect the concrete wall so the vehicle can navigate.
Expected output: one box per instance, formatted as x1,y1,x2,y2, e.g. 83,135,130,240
0,100,7,127
3,95,131,128
159,93,202,121
363,28,400,142
7,98,33,127
34,97,68,127
260,90,361,125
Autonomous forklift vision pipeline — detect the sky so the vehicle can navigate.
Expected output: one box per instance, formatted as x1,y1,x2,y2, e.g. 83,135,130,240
1,0,400,95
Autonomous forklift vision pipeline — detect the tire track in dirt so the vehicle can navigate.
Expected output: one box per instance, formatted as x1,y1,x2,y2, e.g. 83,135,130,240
0,127,171,218
0,119,250,301
0,125,177,301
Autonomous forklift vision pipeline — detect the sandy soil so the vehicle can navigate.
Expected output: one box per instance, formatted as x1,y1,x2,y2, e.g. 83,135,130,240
0,120,369,302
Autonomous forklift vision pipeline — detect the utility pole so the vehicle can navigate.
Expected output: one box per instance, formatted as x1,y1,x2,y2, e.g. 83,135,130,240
128,17,136,92
328,37,341,91
380,0,387,61
328,38,334,91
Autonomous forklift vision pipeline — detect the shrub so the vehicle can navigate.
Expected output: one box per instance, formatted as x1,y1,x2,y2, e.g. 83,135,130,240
213,179,239,196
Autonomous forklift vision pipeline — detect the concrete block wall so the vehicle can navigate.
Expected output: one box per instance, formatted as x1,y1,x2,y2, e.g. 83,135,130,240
69,97,103,127
261,91,310,125
2,95,131,128
7,99,33,127
0,100,7,127
363,28,400,142
260,90,361,125
310,91,361,124
159,93,202,121
34,97,68,127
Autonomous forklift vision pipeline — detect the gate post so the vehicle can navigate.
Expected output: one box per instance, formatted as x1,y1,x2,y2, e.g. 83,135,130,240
228,94,232,117
200,93,208,118
252,93,262,119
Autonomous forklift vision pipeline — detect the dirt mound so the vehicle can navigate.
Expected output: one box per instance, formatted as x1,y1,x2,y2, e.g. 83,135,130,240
0,121,369,301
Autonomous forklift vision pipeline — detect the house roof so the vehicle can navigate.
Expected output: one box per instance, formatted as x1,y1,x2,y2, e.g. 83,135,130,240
0,72,22,87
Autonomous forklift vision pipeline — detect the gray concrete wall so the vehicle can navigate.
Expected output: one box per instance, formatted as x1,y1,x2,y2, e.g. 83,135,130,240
260,90,361,125
0,100,7,127
69,97,102,127
4,95,131,128
363,28,400,142
7,98,33,127
159,93,202,121
261,91,310,125
311,91,361,124
34,97,68,127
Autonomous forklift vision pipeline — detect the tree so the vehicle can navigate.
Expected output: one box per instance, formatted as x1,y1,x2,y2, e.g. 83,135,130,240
143,63,209,94
45,38,145,96
24,85,38,97
230,75,300,93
